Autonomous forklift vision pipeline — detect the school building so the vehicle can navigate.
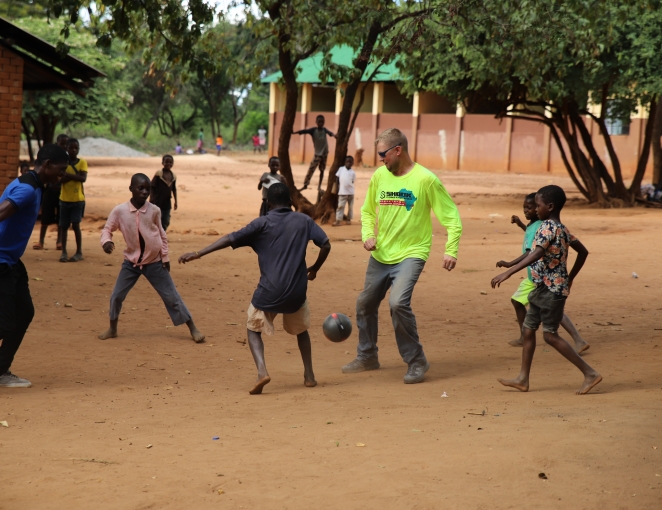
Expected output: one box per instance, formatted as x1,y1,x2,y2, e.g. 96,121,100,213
263,46,652,180
0,17,104,193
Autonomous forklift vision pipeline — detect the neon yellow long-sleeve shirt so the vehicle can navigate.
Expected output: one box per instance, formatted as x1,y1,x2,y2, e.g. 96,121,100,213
360,164,462,264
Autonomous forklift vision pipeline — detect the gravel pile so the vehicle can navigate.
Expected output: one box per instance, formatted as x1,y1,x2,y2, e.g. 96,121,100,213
78,137,149,158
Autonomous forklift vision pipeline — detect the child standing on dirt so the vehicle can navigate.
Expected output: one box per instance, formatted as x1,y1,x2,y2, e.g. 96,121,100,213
59,138,87,262
179,183,331,395
34,134,68,251
258,157,284,216
491,185,601,395
98,173,204,343
293,115,336,191
496,193,589,353
333,155,356,227
216,134,223,156
150,155,178,231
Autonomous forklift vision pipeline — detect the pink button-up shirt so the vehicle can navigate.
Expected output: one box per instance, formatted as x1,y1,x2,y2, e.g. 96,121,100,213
100,201,169,267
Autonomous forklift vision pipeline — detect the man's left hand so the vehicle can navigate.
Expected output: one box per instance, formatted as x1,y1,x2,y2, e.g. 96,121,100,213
443,255,457,271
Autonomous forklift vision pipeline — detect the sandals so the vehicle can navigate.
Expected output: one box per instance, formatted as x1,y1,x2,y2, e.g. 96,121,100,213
69,253,84,262
59,253,69,262
33,243,43,250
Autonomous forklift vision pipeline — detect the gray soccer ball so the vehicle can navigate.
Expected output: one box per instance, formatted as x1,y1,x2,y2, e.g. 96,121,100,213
322,313,352,343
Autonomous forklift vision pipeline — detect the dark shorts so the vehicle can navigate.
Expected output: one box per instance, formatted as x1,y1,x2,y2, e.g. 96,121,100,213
59,201,85,228
41,187,61,225
522,284,566,334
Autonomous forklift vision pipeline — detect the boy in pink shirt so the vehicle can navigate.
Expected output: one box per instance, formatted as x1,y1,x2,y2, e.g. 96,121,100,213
98,173,204,343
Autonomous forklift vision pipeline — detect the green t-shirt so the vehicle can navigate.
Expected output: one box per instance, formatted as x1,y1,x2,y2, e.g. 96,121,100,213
360,164,462,265
523,220,543,281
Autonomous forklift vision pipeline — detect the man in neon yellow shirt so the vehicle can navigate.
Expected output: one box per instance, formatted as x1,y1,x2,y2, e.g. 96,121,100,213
342,128,462,384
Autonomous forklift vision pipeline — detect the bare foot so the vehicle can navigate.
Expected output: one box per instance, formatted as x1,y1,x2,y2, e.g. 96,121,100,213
98,329,117,340
497,377,529,392
576,372,602,395
508,337,523,347
249,375,271,395
574,339,590,355
190,328,205,343
304,377,317,388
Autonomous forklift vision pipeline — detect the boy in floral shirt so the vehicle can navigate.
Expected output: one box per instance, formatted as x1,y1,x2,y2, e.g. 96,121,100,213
491,185,602,395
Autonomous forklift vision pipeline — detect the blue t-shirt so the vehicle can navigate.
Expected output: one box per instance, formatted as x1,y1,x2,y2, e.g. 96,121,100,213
229,208,329,314
523,220,542,281
0,171,43,265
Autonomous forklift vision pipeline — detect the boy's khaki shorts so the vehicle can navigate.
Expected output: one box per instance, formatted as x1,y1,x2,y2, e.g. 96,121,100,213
246,301,310,336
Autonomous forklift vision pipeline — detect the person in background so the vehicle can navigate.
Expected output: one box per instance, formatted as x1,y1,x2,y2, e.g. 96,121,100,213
333,155,356,227
258,126,267,152
34,134,68,251
150,155,178,231
216,134,224,156
19,161,30,175
175,142,182,155
293,115,336,191
197,128,204,154
258,157,284,216
59,138,87,262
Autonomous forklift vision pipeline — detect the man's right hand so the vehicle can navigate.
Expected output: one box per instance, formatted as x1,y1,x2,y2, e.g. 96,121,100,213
102,241,114,254
178,252,201,264
363,238,377,252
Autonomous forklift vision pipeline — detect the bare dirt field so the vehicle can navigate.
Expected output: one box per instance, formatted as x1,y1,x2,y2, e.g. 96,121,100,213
2,153,661,509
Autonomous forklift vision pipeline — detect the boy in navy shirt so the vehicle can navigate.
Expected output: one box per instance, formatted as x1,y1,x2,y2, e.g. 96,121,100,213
0,144,68,387
179,184,331,394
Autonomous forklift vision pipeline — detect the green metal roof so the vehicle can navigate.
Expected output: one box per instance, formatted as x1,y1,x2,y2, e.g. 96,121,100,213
261,45,401,84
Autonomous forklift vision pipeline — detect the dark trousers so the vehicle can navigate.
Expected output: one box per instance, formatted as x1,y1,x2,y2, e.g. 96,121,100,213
0,260,35,374
109,260,191,325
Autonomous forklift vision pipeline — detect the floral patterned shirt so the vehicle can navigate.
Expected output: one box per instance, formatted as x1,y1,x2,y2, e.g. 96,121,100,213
530,219,578,296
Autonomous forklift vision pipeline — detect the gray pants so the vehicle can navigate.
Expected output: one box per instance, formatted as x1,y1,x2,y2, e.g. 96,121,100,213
109,260,191,325
355,257,426,364
336,195,354,222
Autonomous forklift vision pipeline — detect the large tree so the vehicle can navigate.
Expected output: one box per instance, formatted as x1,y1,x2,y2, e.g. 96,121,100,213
402,0,662,206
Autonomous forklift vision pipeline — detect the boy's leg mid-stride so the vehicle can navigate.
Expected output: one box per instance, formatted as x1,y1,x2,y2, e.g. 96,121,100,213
246,301,316,394
498,286,602,395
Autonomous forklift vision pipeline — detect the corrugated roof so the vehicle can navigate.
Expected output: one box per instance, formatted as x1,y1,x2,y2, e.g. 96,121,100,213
0,16,105,97
262,45,400,84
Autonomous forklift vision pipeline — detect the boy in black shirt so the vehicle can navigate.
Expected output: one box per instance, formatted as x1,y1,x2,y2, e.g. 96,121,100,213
179,184,331,394
150,155,178,231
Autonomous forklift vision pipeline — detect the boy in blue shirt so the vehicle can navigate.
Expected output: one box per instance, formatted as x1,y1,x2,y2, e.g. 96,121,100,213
491,185,601,395
0,144,69,387
496,193,588,353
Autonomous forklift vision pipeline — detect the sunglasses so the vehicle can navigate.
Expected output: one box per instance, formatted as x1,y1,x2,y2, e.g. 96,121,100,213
377,144,400,159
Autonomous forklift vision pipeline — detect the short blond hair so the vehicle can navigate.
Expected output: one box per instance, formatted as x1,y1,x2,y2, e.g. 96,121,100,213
374,128,408,152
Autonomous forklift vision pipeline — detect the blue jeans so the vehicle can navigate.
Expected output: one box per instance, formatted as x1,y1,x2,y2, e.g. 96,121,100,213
355,257,426,364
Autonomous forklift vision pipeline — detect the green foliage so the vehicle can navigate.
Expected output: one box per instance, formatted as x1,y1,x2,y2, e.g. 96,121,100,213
402,0,662,204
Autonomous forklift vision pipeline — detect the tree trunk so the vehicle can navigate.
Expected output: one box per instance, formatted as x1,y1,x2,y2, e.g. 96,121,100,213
629,97,656,197
651,97,662,186
22,118,34,163
312,23,382,222
143,98,167,138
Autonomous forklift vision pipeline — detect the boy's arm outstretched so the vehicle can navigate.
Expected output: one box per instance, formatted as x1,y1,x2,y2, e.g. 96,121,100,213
568,239,589,290
491,246,544,288
496,251,529,268
178,235,232,263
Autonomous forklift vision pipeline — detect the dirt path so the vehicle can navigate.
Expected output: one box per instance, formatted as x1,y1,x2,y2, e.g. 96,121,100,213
2,154,661,509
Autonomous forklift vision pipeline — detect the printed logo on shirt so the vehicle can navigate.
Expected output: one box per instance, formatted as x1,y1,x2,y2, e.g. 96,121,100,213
379,189,417,211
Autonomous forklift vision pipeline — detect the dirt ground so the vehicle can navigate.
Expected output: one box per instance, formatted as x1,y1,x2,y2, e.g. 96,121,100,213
2,153,661,510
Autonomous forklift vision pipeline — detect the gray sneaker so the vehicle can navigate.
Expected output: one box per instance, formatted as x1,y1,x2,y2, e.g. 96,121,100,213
342,357,380,374
0,371,32,388
404,360,430,384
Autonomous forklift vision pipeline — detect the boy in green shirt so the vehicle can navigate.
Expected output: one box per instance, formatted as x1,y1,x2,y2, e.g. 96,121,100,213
342,128,462,384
